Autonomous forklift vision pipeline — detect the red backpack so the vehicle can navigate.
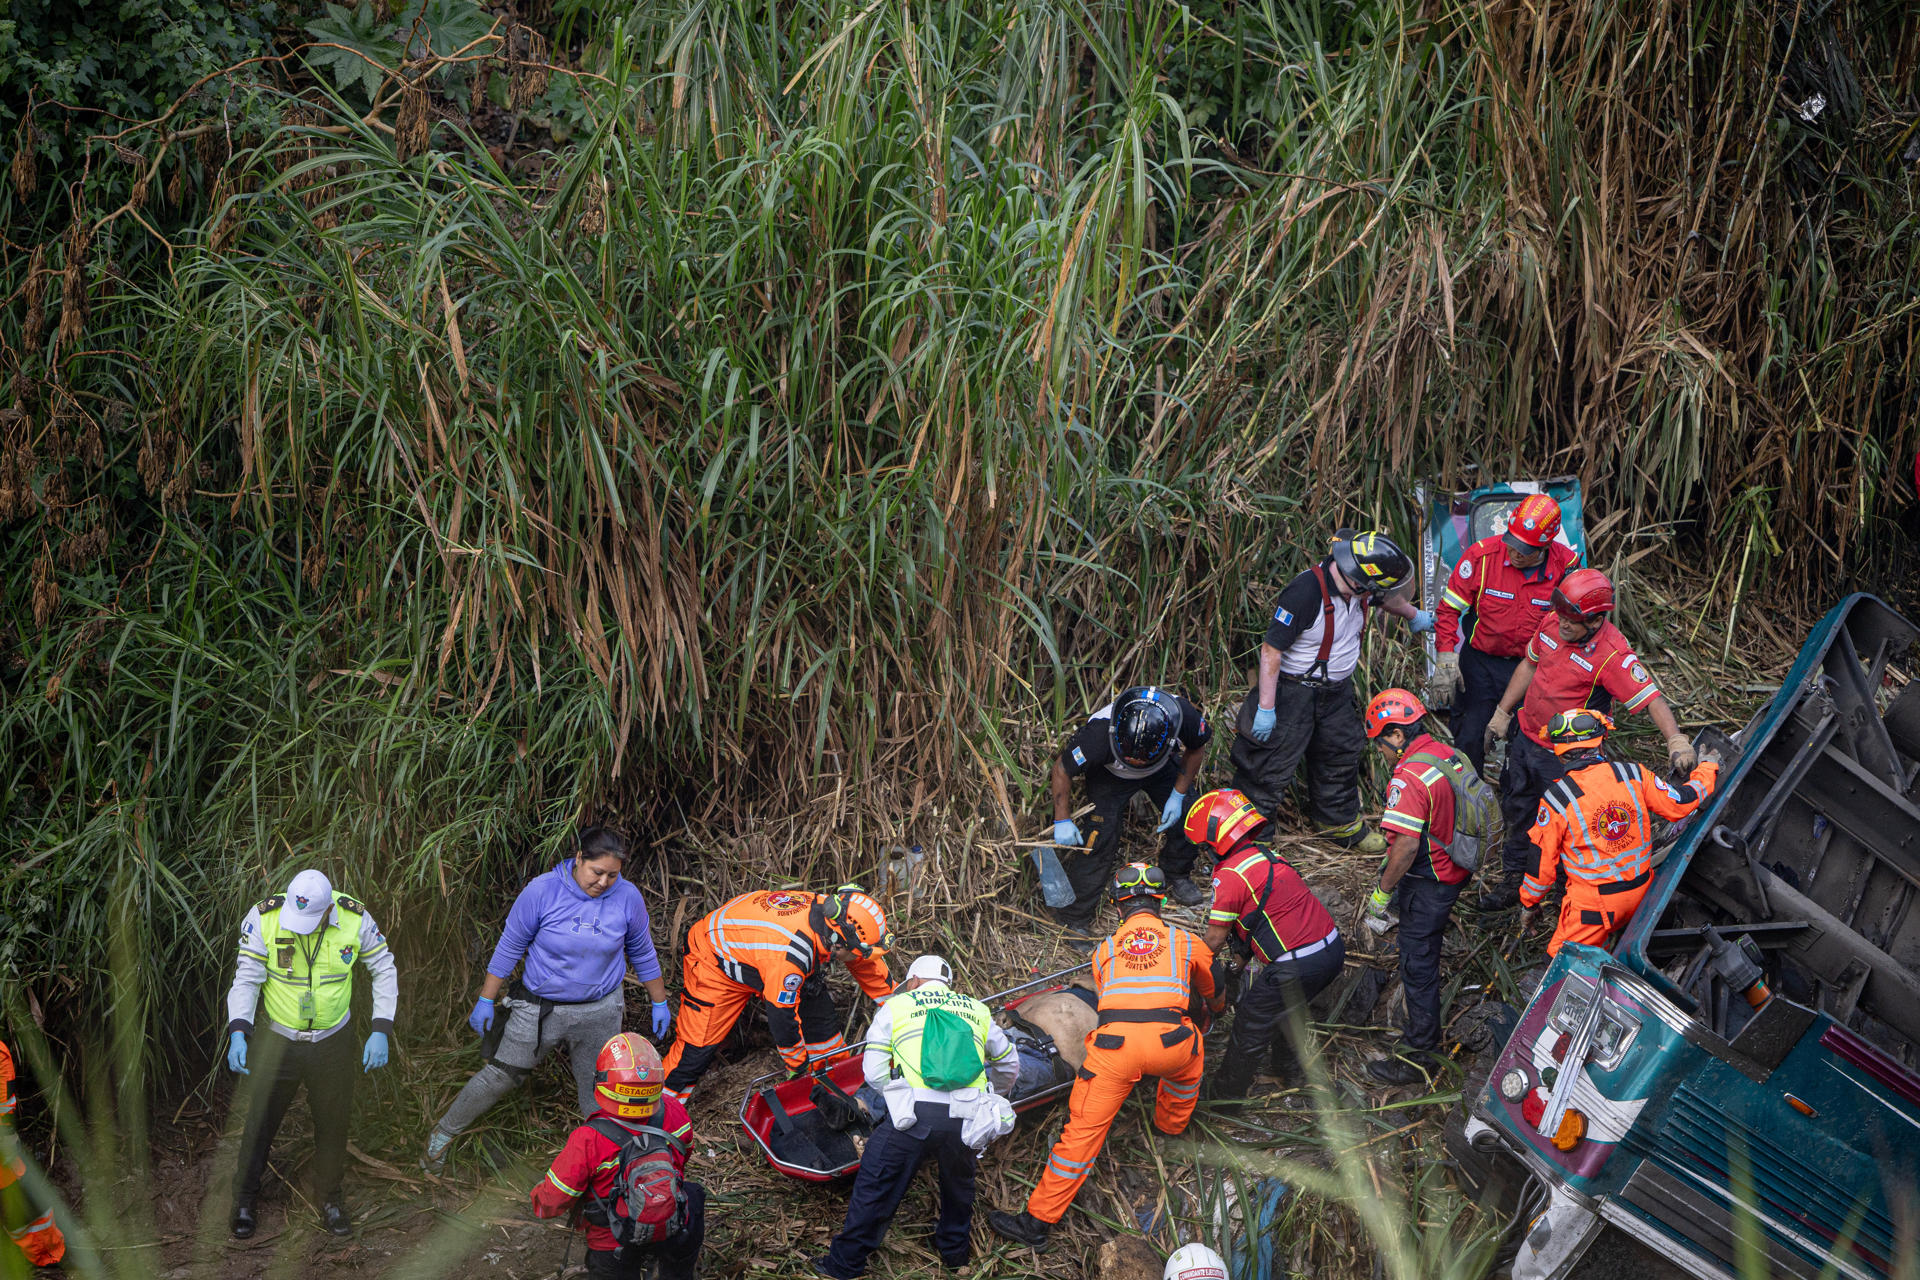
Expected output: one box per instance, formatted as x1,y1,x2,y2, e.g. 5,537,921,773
585,1117,689,1246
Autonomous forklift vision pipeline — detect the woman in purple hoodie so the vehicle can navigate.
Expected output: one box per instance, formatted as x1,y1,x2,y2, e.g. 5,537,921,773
421,827,669,1171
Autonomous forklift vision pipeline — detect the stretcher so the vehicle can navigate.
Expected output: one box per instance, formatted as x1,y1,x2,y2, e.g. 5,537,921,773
738,964,1093,1182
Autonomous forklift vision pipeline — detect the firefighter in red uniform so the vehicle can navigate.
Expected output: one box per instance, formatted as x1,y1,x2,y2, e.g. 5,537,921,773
1478,568,1695,910
531,1033,703,1279
1182,790,1343,1099
986,865,1219,1250
1359,690,1474,1084
0,1039,65,1271
661,886,894,1105
1429,493,1579,776
1521,710,1721,955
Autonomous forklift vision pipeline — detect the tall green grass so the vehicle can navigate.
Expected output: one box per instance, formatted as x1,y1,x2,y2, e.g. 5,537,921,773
2,0,1915,1075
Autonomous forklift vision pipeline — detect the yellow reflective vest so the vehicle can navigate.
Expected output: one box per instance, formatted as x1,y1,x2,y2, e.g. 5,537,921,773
884,986,991,1092
256,894,369,1032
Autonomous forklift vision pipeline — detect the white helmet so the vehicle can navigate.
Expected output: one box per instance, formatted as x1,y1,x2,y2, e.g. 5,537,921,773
1165,1243,1229,1280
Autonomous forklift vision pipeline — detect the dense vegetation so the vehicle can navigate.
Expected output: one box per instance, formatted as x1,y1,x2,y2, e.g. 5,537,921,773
2,0,1916,1089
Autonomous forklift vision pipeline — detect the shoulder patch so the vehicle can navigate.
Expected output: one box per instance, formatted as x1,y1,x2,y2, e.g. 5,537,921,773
1460,558,1473,580
776,973,803,1006
1629,661,1648,684
1195,715,1209,736
334,894,364,915
255,894,284,913
1070,746,1086,766
1274,605,1294,626
1386,779,1407,807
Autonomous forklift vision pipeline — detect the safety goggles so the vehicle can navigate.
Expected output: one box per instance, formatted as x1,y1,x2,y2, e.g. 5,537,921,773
1112,864,1167,896
1548,709,1615,744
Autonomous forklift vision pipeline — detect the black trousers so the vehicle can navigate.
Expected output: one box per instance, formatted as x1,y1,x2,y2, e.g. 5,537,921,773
1228,679,1363,830
1494,733,1570,888
1451,646,1520,777
1056,761,1197,930
1394,875,1464,1051
821,1116,976,1277
1211,935,1347,1094
233,1026,356,1205
585,1181,706,1280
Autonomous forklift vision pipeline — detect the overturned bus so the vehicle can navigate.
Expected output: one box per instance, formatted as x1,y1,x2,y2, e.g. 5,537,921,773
1455,594,1920,1279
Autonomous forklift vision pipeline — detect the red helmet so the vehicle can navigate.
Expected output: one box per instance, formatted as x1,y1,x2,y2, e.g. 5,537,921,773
1183,789,1268,857
1551,567,1615,620
1364,688,1427,739
594,1032,665,1120
1504,493,1563,549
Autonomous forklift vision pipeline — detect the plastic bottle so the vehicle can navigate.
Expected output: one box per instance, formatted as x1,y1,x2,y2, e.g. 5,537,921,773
881,845,928,895
1032,844,1075,908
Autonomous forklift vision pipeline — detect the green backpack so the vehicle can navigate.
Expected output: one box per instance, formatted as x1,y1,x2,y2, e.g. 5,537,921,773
1406,748,1501,873
918,1006,985,1091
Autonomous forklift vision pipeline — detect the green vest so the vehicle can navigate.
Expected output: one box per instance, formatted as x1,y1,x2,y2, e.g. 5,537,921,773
256,893,367,1032
885,986,991,1091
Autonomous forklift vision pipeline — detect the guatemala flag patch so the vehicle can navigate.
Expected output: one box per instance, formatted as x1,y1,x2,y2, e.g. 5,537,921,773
1274,606,1294,625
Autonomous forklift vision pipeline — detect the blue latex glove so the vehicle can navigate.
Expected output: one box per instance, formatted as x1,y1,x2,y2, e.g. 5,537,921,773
227,1031,249,1075
1156,790,1187,834
1052,818,1083,848
1250,705,1277,742
650,1001,673,1039
1409,608,1436,633
468,997,495,1038
362,1031,389,1072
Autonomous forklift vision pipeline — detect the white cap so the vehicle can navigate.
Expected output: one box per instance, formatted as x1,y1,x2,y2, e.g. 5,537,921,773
907,955,951,985
282,869,335,935
1165,1243,1229,1280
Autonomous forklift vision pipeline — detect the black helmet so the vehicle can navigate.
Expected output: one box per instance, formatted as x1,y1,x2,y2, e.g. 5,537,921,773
1110,687,1178,770
1108,861,1168,906
1329,528,1413,597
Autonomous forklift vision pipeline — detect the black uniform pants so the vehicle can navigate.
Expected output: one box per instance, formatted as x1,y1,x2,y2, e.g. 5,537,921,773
1394,875,1464,1051
1211,935,1347,1094
1494,733,1569,888
821,1116,976,1276
233,1025,356,1206
1228,678,1363,829
1056,760,1196,930
585,1181,706,1280
1451,646,1520,777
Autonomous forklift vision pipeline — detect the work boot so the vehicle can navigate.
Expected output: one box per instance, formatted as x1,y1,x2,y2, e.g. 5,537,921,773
1474,879,1522,913
987,1209,1051,1249
230,1203,256,1240
1366,1050,1438,1087
1202,1071,1251,1104
1318,822,1388,855
321,1203,352,1237
1165,876,1209,907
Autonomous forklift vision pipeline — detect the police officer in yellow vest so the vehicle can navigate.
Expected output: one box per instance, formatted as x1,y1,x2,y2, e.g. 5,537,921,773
225,869,397,1240
815,956,1018,1278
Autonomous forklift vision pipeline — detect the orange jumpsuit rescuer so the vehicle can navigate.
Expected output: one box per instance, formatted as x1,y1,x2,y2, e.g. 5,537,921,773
988,863,1220,1250
661,886,894,1104
0,1039,65,1269
1522,708,1721,955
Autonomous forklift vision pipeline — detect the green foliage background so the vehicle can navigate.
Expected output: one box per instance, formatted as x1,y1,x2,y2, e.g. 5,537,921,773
1,0,1916,1082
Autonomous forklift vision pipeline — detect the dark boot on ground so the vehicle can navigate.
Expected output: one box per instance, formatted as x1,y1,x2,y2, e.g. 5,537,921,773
1473,879,1521,912
1165,876,1209,907
987,1209,1051,1249
1365,1049,1439,1087
230,1204,256,1240
321,1202,352,1236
